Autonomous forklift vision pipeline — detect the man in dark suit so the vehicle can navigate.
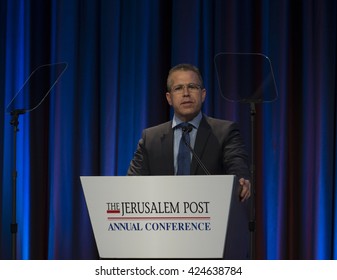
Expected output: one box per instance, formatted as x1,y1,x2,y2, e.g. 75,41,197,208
128,63,251,202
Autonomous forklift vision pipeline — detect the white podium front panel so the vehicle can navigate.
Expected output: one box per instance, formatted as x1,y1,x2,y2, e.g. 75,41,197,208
80,175,234,259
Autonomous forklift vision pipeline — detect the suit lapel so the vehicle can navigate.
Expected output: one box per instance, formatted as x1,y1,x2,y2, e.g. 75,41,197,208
191,116,211,174
160,122,175,175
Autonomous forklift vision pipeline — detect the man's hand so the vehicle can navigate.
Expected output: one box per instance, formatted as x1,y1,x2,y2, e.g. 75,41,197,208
239,178,251,202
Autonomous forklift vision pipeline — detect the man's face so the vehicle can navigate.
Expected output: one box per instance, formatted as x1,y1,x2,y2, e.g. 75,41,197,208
166,70,206,122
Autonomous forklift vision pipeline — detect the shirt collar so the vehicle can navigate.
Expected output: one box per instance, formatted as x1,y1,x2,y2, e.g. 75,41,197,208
172,111,202,129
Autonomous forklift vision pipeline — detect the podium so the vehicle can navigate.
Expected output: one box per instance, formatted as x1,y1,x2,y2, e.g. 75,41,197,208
80,175,249,259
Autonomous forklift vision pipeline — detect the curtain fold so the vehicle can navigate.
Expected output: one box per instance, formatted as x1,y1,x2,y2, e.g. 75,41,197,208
0,0,336,260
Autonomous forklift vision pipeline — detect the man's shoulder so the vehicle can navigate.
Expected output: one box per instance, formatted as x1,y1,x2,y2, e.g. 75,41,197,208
144,120,172,134
202,115,235,128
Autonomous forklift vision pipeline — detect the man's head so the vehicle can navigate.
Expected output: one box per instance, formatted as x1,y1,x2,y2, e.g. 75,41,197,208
166,64,206,122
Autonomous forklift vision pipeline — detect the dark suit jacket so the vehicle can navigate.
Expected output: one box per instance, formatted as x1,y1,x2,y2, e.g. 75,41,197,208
127,114,250,179
127,114,251,259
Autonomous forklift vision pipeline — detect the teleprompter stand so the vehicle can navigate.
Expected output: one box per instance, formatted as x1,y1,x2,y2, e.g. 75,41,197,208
6,62,67,259
214,53,278,259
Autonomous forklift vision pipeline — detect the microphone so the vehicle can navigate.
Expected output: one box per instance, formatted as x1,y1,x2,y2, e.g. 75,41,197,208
182,125,211,175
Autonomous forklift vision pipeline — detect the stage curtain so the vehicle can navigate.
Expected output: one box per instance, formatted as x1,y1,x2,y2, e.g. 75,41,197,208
0,0,336,259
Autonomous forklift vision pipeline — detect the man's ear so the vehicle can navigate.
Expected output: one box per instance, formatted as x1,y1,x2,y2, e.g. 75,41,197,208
201,88,206,103
166,92,172,106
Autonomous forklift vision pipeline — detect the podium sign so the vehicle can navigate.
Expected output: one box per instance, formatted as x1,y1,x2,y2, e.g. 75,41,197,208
80,175,235,259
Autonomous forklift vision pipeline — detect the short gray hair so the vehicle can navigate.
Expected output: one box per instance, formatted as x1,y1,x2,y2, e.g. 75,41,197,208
167,63,204,91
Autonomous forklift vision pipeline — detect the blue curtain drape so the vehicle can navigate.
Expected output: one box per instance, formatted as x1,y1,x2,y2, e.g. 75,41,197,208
0,0,336,260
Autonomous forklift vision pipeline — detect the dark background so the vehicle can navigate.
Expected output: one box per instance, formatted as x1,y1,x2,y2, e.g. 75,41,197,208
0,0,336,259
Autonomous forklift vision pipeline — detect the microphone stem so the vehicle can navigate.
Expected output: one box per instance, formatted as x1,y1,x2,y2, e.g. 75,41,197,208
182,133,211,175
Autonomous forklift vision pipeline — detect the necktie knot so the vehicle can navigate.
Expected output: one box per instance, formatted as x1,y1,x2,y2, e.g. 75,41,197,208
179,122,193,134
